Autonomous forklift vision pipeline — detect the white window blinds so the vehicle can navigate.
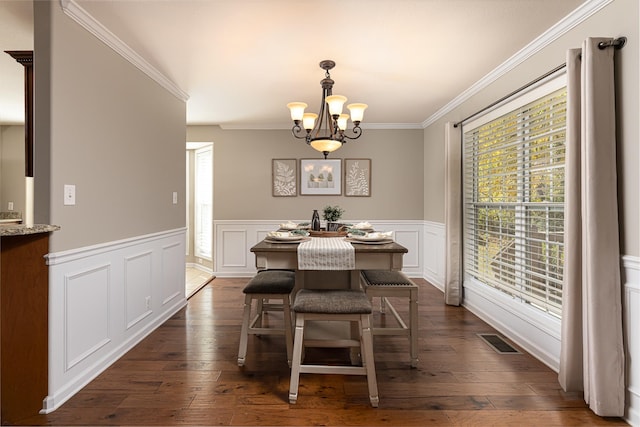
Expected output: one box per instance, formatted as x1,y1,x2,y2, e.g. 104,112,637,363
463,82,566,317
194,146,212,260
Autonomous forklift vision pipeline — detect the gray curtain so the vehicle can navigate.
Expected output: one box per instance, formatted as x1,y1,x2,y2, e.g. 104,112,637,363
444,122,462,306
558,38,625,416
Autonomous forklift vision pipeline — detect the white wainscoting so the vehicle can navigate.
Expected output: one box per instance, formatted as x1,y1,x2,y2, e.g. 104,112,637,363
623,255,640,426
43,228,187,413
213,220,443,280
423,220,445,288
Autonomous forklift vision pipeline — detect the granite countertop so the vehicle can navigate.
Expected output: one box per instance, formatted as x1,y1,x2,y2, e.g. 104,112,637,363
0,224,60,236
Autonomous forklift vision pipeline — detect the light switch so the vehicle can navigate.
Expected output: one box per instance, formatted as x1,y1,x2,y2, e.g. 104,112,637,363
172,191,178,204
7,202,13,211
64,184,76,205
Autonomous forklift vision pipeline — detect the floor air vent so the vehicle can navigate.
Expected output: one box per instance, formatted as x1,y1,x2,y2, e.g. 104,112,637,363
477,334,520,354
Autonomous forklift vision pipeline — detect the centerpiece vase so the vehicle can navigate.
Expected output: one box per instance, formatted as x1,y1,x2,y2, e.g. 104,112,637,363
311,210,321,231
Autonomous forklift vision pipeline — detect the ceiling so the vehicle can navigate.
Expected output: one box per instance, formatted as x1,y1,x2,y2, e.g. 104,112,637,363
1,0,585,128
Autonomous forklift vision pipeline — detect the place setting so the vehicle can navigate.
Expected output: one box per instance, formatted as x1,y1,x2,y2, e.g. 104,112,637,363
337,221,391,244
345,230,394,245
265,222,311,243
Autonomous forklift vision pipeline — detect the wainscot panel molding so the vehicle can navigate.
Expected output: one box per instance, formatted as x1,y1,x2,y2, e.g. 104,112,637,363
623,255,640,426
213,220,427,278
423,221,445,289
43,228,187,413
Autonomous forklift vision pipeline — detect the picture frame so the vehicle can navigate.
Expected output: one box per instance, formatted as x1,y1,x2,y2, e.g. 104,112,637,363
344,158,371,197
272,159,297,197
299,159,342,196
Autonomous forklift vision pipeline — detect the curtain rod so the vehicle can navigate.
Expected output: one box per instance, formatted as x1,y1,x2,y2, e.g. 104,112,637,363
598,36,627,50
453,36,627,128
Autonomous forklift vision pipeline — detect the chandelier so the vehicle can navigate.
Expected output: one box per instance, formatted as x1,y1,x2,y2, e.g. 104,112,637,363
287,60,367,158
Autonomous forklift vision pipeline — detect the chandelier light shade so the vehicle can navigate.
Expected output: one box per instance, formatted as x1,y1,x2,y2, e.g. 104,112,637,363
287,60,367,158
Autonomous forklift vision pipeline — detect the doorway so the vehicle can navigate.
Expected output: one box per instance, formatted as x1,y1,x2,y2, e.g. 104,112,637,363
185,142,214,298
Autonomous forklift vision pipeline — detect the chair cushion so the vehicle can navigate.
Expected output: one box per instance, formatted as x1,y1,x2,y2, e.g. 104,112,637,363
293,289,372,314
362,270,416,287
243,270,295,294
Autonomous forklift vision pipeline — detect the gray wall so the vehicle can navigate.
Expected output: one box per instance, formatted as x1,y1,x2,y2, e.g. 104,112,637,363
187,126,424,222
34,1,187,252
423,0,639,257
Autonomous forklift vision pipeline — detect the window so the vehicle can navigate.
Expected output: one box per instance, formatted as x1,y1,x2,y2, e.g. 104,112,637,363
463,76,566,317
194,146,212,260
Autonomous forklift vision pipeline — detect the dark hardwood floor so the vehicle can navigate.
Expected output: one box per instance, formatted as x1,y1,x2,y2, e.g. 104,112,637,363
17,278,627,426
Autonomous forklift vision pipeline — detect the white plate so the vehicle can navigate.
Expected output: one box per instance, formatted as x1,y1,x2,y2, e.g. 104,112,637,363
347,232,392,242
266,232,307,241
352,222,373,230
265,237,310,244
346,238,394,245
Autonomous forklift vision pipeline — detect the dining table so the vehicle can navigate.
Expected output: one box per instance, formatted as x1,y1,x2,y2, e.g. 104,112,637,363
250,237,408,290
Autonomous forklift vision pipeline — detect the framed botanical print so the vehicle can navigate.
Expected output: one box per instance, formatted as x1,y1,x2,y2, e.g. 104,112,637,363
299,158,342,195
272,159,297,197
344,158,371,197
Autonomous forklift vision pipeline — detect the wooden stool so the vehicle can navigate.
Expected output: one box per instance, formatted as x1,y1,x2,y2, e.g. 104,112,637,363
289,289,379,407
360,270,419,368
237,270,295,367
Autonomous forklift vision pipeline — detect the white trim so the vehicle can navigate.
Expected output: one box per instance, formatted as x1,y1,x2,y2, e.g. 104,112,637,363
422,220,445,289
623,255,640,285
186,142,212,150
58,0,189,102
46,227,187,265
422,0,614,128
635,23,640,427
623,255,640,426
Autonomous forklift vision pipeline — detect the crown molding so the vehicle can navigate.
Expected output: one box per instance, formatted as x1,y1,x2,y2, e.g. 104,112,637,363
58,0,189,102
421,0,614,128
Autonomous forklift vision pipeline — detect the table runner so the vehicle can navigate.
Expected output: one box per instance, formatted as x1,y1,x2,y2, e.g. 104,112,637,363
297,237,355,270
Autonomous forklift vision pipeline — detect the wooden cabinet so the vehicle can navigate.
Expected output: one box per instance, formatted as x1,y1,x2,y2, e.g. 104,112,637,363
1,232,49,424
